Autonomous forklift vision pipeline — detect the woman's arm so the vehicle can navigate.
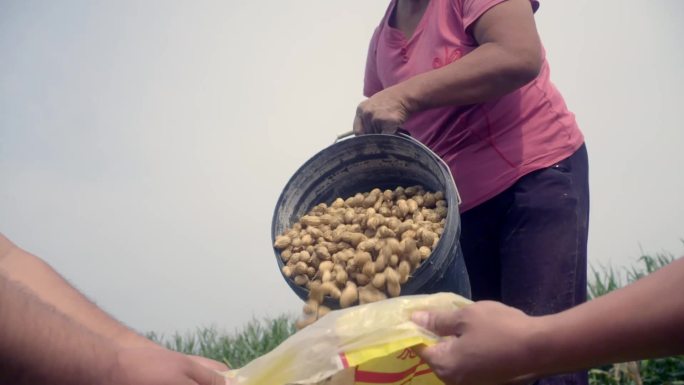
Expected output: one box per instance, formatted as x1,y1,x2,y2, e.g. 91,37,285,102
412,257,684,385
354,0,542,134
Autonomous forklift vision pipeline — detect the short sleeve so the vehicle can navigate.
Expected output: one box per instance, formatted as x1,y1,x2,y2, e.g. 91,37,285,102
460,0,539,32
363,27,384,97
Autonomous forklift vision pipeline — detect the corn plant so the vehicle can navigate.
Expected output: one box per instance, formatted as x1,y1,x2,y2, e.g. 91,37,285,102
147,315,295,368
588,253,683,385
151,252,683,384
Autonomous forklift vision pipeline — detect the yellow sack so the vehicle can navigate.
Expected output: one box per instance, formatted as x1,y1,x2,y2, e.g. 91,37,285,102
226,293,471,385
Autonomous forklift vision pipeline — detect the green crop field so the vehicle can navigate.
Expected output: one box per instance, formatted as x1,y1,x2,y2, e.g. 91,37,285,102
148,252,684,385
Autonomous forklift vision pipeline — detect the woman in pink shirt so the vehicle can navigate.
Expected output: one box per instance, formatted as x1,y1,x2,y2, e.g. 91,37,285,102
355,1,588,384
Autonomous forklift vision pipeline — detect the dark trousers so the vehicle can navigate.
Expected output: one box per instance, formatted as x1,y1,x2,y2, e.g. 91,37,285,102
460,144,590,385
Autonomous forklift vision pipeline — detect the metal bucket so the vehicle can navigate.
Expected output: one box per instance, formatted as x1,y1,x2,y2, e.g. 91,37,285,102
271,133,469,307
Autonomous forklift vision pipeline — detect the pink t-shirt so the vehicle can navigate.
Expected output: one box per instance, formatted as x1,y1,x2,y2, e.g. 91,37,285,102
364,0,584,212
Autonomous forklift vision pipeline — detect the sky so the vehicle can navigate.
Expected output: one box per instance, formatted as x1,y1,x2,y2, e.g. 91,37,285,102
1,0,683,336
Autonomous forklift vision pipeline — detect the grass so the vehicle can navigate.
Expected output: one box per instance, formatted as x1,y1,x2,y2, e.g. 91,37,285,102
587,252,684,385
146,315,295,368
588,252,676,299
151,252,683,384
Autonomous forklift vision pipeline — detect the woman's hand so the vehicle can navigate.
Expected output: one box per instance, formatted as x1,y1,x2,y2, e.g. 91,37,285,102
353,85,415,135
356,0,541,133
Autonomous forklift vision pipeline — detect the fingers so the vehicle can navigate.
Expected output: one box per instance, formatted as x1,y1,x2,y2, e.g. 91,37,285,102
189,362,230,385
354,105,376,135
380,124,400,134
413,338,459,382
412,310,463,337
353,113,365,135
411,309,464,375
361,111,377,134
414,338,453,364
186,355,229,371
355,102,403,135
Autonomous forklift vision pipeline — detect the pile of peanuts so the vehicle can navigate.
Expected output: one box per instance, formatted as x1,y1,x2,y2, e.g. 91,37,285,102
273,185,447,329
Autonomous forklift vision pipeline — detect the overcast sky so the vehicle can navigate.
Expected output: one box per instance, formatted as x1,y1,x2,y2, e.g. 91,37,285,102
1,0,683,336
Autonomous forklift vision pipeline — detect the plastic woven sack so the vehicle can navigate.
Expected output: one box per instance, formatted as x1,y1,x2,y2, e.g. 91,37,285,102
225,293,471,385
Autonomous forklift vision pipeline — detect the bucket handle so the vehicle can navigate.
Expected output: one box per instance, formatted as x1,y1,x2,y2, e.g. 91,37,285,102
333,130,462,205
335,128,412,143
334,130,354,142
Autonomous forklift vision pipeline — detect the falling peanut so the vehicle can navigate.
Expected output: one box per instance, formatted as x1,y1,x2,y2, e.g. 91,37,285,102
339,282,358,308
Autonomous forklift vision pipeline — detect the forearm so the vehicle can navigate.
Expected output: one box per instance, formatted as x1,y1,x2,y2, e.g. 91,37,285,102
532,258,684,377
397,42,540,112
0,271,117,385
0,234,155,348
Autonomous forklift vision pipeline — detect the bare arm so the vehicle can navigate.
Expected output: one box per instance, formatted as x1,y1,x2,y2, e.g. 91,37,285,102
413,257,684,385
0,271,117,384
403,0,541,109
0,233,153,348
0,241,229,385
534,256,684,376
354,0,542,133
0,234,228,371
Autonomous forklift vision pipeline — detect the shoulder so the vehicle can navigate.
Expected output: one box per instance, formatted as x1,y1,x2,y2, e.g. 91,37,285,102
369,1,395,40
447,0,540,33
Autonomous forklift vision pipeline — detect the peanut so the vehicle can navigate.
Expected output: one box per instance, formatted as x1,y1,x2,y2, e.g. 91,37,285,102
317,305,331,318
294,261,308,275
362,261,376,277
281,249,292,262
294,274,309,286
335,268,348,286
371,272,386,289
355,273,371,286
353,251,372,268
321,270,333,283
295,316,316,330
299,250,312,263
301,215,322,227
318,261,334,272
359,285,387,304
278,185,447,313
332,197,345,208
315,246,331,261
341,232,365,247
406,199,419,214
357,239,377,252
274,235,291,249
303,299,318,315
398,260,411,284
319,282,342,299
387,281,401,297
376,225,396,238
374,253,388,272
339,282,358,308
